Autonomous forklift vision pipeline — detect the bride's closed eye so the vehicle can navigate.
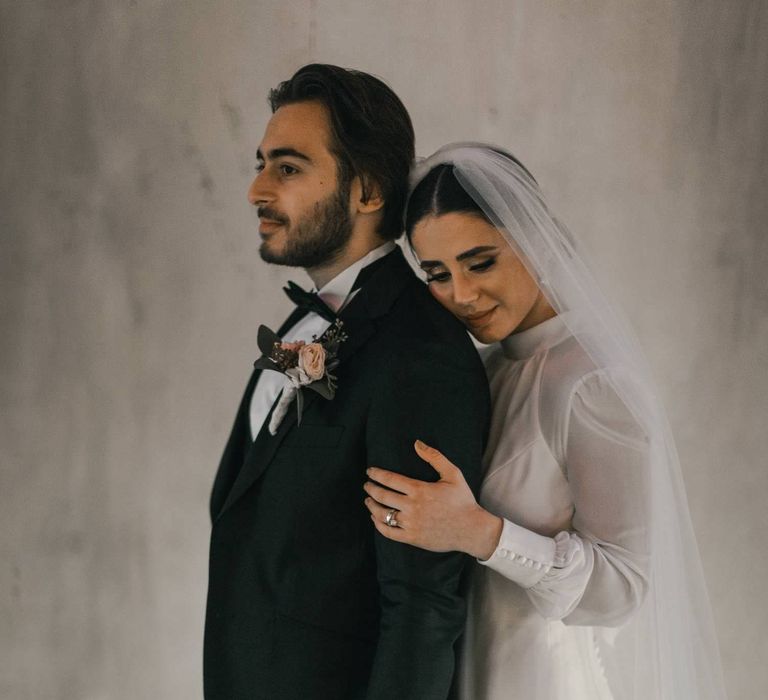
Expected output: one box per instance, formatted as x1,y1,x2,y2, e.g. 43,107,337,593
469,258,496,273
426,257,497,284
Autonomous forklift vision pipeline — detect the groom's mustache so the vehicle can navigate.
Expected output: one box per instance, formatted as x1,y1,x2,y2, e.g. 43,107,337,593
257,206,289,226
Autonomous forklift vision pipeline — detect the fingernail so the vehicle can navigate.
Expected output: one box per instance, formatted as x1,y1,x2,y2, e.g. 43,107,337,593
415,439,426,449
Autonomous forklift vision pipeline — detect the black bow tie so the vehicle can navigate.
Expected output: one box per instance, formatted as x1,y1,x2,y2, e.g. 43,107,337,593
283,281,338,323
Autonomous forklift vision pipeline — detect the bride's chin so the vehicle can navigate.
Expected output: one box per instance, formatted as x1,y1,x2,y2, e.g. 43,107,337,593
469,326,503,345
470,317,522,344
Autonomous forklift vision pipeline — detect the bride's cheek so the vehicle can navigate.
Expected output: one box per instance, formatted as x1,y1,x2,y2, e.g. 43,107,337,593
427,286,443,305
428,284,452,309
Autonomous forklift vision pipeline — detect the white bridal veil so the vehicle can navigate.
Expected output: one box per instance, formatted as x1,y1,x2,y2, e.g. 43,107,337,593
410,143,727,699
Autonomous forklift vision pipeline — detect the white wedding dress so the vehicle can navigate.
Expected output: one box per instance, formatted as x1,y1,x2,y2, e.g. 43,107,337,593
412,143,726,699
456,314,650,699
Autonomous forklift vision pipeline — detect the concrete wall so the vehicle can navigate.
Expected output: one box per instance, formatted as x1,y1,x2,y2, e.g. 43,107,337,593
2,1,766,698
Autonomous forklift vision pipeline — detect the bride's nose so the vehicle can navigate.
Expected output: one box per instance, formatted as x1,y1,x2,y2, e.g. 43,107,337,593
451,273,480,306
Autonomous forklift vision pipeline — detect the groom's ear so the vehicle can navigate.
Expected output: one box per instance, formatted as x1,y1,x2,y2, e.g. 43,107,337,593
350,175,385,215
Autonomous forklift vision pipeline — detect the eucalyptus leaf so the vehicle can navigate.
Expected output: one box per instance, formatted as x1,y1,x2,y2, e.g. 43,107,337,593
253,357,281,372
306,380,333,399
257,325,281,356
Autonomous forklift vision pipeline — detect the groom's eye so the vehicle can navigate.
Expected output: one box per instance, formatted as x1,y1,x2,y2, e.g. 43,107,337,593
279,164,299,176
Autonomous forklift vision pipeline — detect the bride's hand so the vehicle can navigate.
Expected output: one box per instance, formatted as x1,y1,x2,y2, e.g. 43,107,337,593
363,439,503,559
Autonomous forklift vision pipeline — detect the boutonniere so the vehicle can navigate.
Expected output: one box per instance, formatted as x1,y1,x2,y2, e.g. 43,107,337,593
253,319,348,435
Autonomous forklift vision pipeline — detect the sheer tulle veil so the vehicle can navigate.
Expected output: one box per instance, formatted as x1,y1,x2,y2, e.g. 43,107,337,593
408,143,727,699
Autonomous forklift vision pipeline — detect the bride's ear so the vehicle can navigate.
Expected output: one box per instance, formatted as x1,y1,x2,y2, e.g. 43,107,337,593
351,175,384,215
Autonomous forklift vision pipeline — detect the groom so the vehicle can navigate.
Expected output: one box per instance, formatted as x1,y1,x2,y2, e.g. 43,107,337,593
204,64,490,700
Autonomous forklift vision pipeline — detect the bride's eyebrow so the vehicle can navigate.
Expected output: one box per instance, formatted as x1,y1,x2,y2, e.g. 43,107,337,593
420,246,499,270
455,245,498,261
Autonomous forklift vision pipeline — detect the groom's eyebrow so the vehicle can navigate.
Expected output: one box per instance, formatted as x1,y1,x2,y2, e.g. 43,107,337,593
256,147,313,163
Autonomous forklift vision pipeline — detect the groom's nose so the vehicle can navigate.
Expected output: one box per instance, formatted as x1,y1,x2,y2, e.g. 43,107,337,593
248,170,273,207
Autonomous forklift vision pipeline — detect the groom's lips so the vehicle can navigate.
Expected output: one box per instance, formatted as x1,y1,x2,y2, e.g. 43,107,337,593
259,219,285,235
461,306,498,329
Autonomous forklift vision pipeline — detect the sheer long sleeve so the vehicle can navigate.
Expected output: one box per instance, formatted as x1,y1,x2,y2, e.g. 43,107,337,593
479,370,651,626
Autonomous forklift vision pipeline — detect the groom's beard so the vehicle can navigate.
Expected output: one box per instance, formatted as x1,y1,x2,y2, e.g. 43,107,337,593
259,186,353,269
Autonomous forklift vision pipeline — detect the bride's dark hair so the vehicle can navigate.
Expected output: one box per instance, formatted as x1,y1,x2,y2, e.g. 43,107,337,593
405,147,535,241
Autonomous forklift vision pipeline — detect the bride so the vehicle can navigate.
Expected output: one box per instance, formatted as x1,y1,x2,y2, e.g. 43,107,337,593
363,143,726,699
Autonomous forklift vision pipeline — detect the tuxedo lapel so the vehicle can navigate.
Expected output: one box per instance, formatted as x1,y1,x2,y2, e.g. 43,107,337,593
210,306,311,520
216,385,320,520
335,246,412,363
215,248,414,520
209,368,260,520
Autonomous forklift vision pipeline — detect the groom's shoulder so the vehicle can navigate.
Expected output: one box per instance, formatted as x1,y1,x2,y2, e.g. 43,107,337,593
376,274,479,364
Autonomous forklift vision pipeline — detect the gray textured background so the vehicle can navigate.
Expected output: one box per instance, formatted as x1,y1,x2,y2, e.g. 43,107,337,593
2,1,766,698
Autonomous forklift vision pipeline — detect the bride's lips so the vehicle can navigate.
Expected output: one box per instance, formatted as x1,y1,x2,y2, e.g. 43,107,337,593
461,306,498,329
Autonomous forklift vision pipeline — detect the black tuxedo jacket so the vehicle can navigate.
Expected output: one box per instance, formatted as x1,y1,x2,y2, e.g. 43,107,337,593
204,248,490,700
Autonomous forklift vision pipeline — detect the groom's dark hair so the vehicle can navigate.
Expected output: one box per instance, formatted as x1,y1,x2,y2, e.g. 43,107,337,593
269,64,415,241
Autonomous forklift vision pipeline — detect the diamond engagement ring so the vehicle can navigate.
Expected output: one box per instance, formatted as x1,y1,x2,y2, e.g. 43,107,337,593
385,508,399,528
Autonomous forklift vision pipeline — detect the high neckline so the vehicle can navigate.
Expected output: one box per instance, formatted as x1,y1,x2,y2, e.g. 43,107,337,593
500,313,572,360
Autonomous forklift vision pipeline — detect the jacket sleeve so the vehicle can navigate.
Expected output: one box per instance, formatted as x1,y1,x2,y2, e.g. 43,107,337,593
364,337,490,700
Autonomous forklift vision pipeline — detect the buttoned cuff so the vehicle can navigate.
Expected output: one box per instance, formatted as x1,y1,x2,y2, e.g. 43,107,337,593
478,518,557,588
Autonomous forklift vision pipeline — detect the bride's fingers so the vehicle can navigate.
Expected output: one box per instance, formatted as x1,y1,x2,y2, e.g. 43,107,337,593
364,497,406,527
371,513,410,543
414,440,462,481
363,480,408,511
366,466,419,495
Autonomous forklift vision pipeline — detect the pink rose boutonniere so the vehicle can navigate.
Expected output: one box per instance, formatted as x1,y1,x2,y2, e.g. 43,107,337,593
253,320,347,435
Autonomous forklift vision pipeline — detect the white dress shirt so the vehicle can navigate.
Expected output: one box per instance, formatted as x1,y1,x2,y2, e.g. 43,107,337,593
458,313,651,699
249,241,396,439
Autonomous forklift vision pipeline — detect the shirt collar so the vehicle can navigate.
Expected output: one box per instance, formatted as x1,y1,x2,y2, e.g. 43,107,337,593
316,241,397,312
